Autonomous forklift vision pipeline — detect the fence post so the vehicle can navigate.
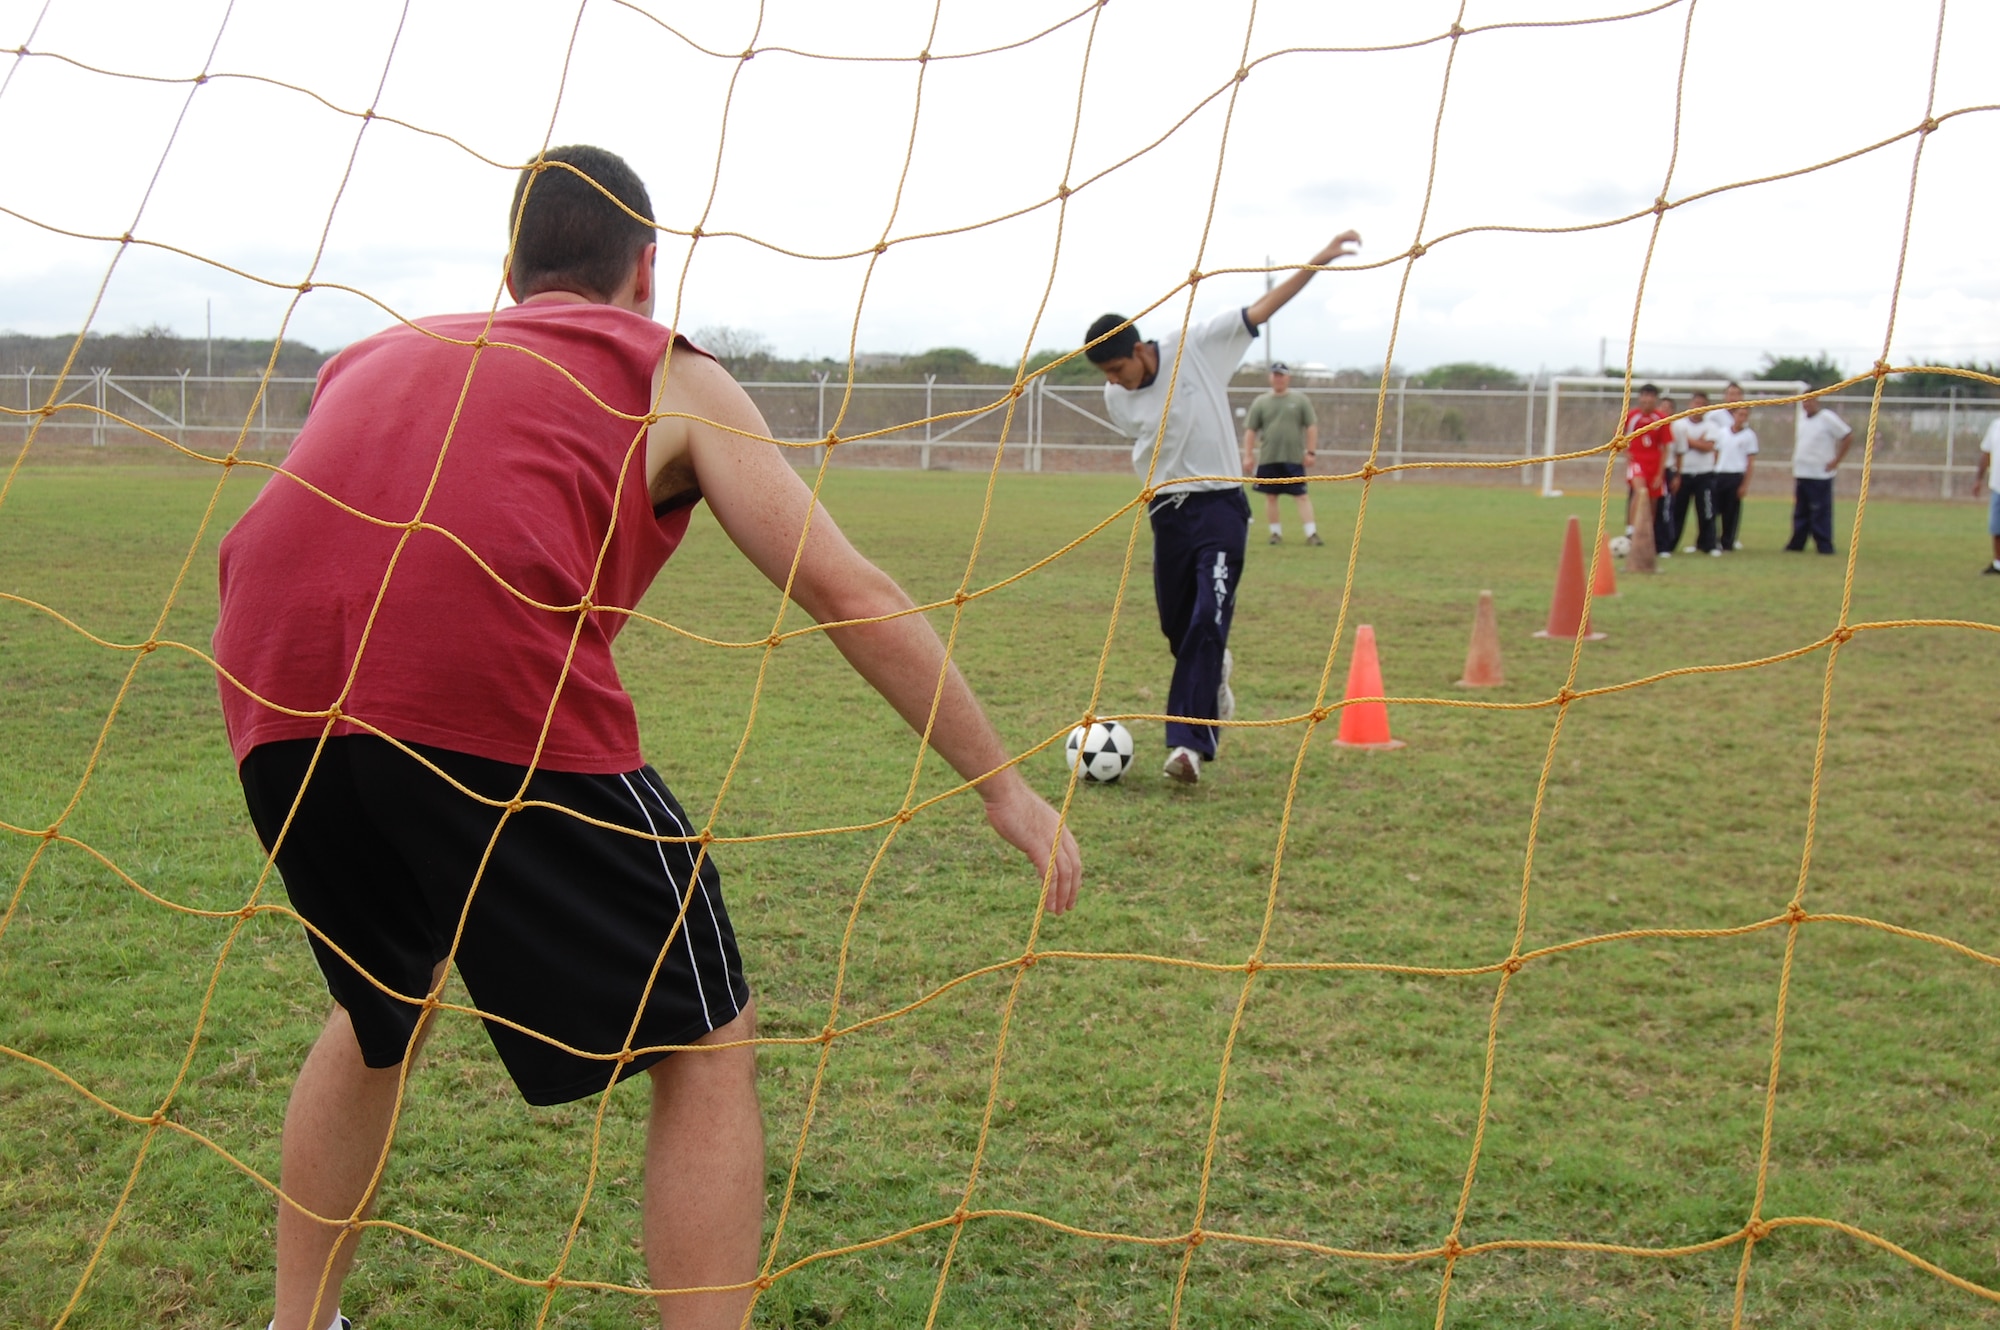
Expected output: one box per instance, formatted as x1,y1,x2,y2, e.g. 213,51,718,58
1393,376,1407,480
1541,379,1562,496
1943,386,1956,499
922,373,934,471
93,367,108,447
1030,377,1042,473
1522,379,1535,484
814,370,829,470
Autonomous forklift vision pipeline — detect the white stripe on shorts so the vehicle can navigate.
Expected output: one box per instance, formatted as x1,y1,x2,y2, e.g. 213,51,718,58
618,772,711,1028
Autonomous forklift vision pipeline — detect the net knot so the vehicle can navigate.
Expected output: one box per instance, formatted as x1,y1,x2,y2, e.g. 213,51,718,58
148,1110,168,1126
615,1049,636,1064
1310,705,1331,723
952,1207,968,1226
875,241,889,255
756,1276,775,1291
1785,903,1808,924
237,903,258,920
740,48,755,61
1502,956,1525,975
1872,358,1890,379
824,431,841,447
917,49,931,63
1188,267,1203,286
1654,195,1669,215
1235,66,1250,83
690,225,703,240
506,797,525,813
40,824,59,841
764,632,783,649
1138,486,1156,503
1831,625,1855,643
1020,950,1038,969
192,72,206,85
1359,463,1380,479
360,108,375,121
1745,1219,1773,1243
1186,1227,1207,1249
1057,183,1072,200
298,281,315,294
818,1025,837,1045
139,637,159,655
952,590,970,606
221,454,237,468
120,231,134,245
1555,686,1577,705
1442,1235,1466,1259
544,1273,562,1291
1243,958,1264,975
1409,241,1427,258
1449,22,1466,38
1920,115,1939,134
895,809,914,825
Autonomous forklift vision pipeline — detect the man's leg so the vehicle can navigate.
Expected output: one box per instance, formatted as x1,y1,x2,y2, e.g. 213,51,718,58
274,992,438,1330
1989,490,2000,567
644,1005,763,1330
1694,474,1719,551
1295,492,1319,543
1715,477,1741,550
1263,490,1282,538
1669,482,1693,550
1786,480,1810,550
1809,478,1836,553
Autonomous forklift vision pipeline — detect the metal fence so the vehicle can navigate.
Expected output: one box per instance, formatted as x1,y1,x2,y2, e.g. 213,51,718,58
6,370,1992,501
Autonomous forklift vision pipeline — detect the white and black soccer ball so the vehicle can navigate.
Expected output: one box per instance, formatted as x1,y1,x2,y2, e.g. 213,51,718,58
1609,534,1633,557
1064,721,1135,784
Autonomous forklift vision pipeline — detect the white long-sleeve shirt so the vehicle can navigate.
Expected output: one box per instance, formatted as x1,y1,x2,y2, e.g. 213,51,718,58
1102,307,1258,495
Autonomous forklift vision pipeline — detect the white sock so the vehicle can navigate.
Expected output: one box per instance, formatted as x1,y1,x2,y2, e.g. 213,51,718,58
267,1315,343,1330
1269,523,1282,535
1303,522,1317,536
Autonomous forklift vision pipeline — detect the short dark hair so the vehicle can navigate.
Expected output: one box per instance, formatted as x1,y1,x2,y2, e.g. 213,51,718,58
508,145,655,301
1084,313,1140,364
1725,380,1743,391
1638,383,1660,396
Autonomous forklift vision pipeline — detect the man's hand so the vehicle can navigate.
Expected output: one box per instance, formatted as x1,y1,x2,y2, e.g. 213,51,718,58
1313,230,1363,266
980,775,1082,915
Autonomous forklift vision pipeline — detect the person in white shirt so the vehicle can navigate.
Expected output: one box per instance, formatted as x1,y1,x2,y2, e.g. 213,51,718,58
1975,414,2000,575
1667,389,1726,554
1786,395,1853,554
1711,403,1759,552
1085,227,1360,784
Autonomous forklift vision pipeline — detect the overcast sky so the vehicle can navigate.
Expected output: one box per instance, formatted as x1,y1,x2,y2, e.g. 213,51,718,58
1,0,1994,378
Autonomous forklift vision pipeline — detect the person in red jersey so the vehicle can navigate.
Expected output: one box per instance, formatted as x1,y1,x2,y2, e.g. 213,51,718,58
214,145,1080,1330
1622,383,1675,554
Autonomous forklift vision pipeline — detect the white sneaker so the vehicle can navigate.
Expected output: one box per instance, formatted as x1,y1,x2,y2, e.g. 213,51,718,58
1658,551,1672,559
1710,548,1722,558
1733,541,1744,550
1682,545,1696,553
1163,746,1202,784
1217,649,1236,723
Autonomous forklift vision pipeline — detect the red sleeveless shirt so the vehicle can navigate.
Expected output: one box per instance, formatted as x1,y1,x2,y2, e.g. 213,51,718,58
214,302,702,773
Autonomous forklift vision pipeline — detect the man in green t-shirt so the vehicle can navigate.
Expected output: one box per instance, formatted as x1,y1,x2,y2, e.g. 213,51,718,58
1241,363,1321,545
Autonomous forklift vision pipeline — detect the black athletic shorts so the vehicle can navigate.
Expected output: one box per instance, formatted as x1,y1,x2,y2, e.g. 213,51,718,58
1253,461,1309,495
239,735,749,1106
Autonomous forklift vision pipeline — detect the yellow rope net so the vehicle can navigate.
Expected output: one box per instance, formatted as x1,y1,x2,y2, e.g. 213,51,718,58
3,3,1998,1327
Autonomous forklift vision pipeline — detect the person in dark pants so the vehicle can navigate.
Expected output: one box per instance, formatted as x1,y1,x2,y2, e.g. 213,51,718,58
1149,487,1251,764
1087,225,1361,783
1668,390,1724,554
1786,395,1852,554
1712,404,1758,552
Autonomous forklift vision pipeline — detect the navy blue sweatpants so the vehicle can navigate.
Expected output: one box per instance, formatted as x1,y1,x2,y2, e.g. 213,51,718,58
1149,487,1249,758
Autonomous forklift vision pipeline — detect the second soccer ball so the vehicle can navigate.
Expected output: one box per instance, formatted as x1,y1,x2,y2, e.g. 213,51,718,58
1064,721,1136,784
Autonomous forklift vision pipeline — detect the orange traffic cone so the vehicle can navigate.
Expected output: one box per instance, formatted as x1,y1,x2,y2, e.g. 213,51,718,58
1333,624,1405,750
1592,530,1619,597
1456,590,1504,687
1533,516,1607,642
1628,489,1658,574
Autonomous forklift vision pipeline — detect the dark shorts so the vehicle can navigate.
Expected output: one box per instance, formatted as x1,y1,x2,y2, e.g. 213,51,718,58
1253,461,1309,495
239,735,749,1106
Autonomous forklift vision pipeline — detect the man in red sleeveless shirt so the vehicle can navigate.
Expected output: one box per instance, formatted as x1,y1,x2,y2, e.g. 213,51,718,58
1622,383,1675,551
215,145,1080,1330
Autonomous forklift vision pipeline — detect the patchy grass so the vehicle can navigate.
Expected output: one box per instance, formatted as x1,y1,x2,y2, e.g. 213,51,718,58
3,462,1998,1328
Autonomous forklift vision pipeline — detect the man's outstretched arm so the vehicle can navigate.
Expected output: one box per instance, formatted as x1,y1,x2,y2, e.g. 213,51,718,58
651,353,1081,913
1244,230,1361,329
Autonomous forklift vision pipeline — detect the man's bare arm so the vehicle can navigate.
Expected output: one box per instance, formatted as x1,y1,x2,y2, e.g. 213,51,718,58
1244,231,1361,330
1304,423,1319,466
1241,427,1259,473
647,353,1081,913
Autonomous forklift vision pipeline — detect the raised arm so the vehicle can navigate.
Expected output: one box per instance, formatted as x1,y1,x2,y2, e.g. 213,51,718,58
648,352,1081,913
1244,230,1361,330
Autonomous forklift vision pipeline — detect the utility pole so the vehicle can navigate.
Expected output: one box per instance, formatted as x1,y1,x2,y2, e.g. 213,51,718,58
1597,336,1606,377
206,299,213,376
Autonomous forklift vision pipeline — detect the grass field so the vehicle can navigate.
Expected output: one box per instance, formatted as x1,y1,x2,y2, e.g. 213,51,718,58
3,461,1999,1329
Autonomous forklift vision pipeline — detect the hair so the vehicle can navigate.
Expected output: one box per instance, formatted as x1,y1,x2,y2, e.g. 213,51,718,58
507,145,655,301
1690,389,1710,401
1084,314,1141,364
1725,380,1743,392
1638,383,1660,396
